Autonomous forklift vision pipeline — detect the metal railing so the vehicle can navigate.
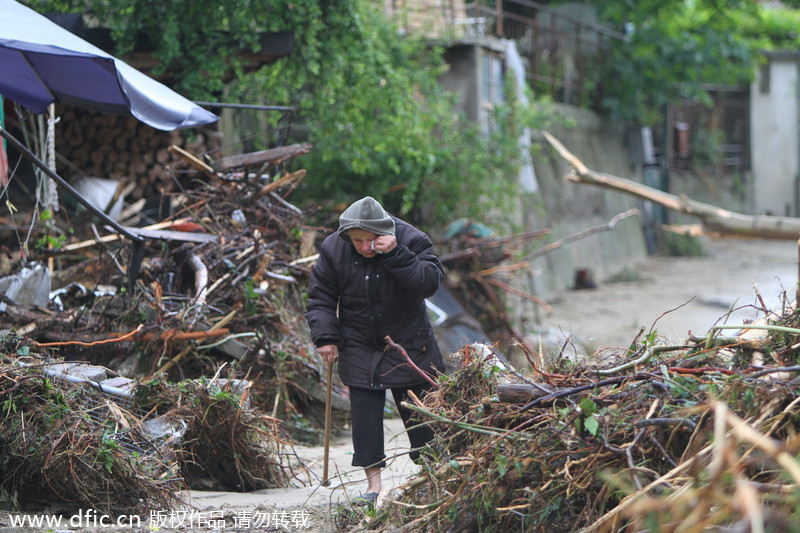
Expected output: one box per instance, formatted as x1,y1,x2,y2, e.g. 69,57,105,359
385,0,624,107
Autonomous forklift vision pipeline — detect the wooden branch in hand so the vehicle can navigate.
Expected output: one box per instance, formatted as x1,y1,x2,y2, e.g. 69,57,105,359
385,335,439,388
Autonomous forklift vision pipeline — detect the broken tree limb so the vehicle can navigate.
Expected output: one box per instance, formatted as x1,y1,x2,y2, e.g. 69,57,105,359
168,144,216,178
482,277,552,313
213,143,312,172
517,373,652,413
35,325,145,347
439,228,551,265
522,208,640,261
543,131,800,240
131,328,230,342
57,218,195,253
385,335,439,388
259,169,307,196
478,261,532,277
154,310,238,375
594,344,685,376
496,382,553,403
487,228,551,246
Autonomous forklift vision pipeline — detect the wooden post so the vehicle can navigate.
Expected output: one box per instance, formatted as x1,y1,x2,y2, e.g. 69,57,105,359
496,0,504,37
322,357,334,487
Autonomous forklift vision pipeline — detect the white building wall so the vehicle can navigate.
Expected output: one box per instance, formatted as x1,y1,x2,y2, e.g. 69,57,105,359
751,55,800,216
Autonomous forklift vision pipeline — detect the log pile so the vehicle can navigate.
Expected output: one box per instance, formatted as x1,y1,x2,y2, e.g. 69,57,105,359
56,106,222,201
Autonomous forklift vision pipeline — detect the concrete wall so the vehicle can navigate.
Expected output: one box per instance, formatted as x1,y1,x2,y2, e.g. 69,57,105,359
751,52,800,217
437,38,649,360
506,105,649,338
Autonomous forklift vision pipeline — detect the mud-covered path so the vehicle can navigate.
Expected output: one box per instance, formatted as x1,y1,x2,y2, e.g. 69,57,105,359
537,236,799,350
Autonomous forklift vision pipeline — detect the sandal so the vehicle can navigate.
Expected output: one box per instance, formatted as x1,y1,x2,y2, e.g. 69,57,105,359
353,491,379,506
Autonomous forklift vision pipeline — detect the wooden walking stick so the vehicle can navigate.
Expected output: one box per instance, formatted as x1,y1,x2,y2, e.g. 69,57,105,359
322,356,334,486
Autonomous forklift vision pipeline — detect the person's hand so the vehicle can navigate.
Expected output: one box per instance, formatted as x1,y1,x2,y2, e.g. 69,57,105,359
371,235,397,254
318,344,338,364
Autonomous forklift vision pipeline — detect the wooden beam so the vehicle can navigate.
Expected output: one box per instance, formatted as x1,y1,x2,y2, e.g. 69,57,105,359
213,143,312,171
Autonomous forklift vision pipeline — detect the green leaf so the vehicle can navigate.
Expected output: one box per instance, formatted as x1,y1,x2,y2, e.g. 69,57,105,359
584,416,600,437
579,397,597,416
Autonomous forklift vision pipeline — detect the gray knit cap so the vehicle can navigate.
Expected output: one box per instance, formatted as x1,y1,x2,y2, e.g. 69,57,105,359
337,196,396,242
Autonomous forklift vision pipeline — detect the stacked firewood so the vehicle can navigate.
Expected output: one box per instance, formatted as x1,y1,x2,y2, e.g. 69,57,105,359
56,105,221,201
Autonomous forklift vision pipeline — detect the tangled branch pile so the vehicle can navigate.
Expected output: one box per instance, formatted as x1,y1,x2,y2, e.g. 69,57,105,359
0,343,179,515
364,303,800,532
0,341,311,515
0,158,326,510
132,376,303,492
4,151,327,430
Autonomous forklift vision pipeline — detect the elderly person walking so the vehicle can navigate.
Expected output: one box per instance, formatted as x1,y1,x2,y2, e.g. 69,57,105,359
305,196,445,503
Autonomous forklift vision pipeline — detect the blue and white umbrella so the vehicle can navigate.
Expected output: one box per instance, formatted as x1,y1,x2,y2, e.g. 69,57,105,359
0,0,218,130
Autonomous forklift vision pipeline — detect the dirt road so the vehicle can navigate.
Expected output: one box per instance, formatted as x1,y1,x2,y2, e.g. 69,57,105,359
536,236,799,351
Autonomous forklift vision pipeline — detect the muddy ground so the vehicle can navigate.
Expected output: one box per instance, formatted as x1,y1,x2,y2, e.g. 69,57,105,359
536,236,798,351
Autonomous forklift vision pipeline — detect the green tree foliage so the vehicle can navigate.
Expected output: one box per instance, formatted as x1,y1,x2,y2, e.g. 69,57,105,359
731,4,800,50
579,0,800,124
240,2,526,223
22,0,531,228
22,0,313,101
590,0,758,124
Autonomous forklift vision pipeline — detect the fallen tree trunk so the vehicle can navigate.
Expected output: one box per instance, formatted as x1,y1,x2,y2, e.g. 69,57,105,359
543,131,800,240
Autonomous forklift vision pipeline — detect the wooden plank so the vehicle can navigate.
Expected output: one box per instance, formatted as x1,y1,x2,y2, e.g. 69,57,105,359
168,144,216,177
213,142,312,171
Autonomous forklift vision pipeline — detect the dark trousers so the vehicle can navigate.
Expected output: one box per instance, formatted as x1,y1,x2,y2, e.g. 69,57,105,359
349,383,435,468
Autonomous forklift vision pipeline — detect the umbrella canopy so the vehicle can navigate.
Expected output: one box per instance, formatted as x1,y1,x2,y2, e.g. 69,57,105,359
0,0,218,130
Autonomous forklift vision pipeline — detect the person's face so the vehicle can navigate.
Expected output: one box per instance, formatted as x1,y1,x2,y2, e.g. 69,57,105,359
348,229,379,258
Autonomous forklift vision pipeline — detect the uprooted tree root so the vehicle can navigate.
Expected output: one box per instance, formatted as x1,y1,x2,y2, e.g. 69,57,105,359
359,309,800,532
0,355,179,516
133,376,305,491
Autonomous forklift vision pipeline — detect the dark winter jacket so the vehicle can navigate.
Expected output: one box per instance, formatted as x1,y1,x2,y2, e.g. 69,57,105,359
305,216,445,389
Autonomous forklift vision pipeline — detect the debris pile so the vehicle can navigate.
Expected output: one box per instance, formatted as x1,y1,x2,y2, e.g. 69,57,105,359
0,339,179,515
0,145,327,512
9,127,800,531
364,301,800,532
133,375,300,492
0,337,308,515
4,144,319,401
